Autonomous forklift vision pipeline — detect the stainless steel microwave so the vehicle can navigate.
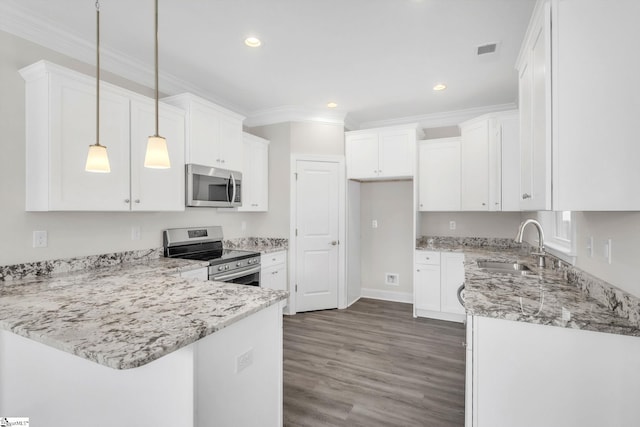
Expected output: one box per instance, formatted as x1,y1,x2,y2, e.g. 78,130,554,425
186,164,242,208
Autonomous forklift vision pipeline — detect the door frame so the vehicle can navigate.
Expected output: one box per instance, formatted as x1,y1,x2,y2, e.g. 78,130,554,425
289,154,346,315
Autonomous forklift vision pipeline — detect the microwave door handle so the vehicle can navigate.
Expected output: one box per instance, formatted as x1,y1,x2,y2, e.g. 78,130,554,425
225,175,231,203
231,174,237,204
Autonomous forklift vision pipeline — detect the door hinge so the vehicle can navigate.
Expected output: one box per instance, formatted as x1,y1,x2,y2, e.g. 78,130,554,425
295,284,298,292
294,172,298,180
295,228,298,236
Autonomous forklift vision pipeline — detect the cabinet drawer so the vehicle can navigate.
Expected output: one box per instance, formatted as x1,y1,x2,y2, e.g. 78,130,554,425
415,251,440,265
261,251,287,268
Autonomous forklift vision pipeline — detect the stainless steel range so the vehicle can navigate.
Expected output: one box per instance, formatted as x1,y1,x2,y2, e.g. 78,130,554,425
163,226,261,286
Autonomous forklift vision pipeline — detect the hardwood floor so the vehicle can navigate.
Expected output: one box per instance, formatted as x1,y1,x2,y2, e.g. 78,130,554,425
283,298,466,427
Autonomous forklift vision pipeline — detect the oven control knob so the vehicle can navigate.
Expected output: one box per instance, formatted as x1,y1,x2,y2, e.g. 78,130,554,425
236,262,242,267
218,266,224,271
225,265,230,270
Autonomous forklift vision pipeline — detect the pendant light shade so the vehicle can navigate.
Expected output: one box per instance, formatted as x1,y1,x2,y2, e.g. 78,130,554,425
85,1,111,173
86,144,111,173
144,0,170,169
144,135,170,168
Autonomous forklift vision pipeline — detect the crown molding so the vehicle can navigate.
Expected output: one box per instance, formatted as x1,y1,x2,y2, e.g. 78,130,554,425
0,0,246,116
358,102,517,130
244,106,346,128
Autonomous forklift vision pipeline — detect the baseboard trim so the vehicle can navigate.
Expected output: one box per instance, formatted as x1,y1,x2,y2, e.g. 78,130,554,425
414,308,465,323
347,295,361,308
360,288,413,304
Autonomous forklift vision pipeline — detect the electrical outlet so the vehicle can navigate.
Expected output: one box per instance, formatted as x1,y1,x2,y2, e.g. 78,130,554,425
586,236,594,258
385,273,399,286
449,221,456,230
131,226,141,241
371,220,378,229
33,230,48,248
562,307,571,322
605,238,612,264
236,348,253,373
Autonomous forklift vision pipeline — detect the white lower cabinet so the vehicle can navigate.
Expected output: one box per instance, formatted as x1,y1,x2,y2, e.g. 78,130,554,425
261,251,287,293
467,315,640,427
414,251,465,322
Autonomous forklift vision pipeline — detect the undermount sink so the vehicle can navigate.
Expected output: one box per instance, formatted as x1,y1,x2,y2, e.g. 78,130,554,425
477,260,534,275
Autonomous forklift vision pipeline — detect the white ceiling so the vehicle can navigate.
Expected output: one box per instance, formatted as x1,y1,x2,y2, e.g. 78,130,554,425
1,0,536,129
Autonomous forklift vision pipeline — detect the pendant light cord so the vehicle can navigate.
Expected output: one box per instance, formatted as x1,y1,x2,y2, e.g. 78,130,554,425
96,0,101,146
154,0,159,137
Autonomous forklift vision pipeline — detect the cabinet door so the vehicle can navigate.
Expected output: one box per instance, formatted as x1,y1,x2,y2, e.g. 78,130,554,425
500,114,521,212
418,138,461,211
414,264,440,312
188,101,219,166
238,135,269,212
346,133,379,179
48,74,130,211
488,119,502,211
130,99,186,211
378,128,414,178
218,114,243,172
519,3,551,211
461,120,490,211
552,0,640,210
262,264,287,291
440,252,465,315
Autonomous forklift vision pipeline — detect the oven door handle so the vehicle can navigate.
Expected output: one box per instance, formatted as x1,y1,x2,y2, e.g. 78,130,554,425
211,265,261,282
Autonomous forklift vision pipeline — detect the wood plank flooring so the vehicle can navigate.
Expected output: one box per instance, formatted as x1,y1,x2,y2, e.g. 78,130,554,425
283,298,466,427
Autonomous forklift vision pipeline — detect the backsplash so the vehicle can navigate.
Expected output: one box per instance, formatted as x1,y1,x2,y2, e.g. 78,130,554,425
0,248,162,282
224,237,288,251
417,235,531,251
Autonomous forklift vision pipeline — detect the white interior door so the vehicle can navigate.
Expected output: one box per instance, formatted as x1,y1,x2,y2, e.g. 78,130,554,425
295,160,340,312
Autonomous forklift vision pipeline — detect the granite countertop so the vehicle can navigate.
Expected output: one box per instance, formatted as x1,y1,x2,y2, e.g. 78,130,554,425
224,237,288,254
417,238,640,337
0,257,288,370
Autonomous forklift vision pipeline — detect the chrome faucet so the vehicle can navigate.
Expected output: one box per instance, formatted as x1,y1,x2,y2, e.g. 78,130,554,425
515,219,546,268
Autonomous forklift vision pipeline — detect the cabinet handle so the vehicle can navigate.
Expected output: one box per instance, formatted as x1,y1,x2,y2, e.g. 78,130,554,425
495,202,500,205
135,199,140,204
124,199,130,203
216,159,221,163
221,159,226,164
482,202,486,206
522,193,531,199
251,203,258,207
420,204,423,207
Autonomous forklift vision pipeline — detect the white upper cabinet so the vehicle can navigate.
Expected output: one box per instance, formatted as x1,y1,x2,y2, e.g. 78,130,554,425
238,132,269,212
517,0,639,211
418,137,461,212
19,60,185,212
163,93,245,172
459,110,519,212
130,98,186,211
346,124,421,180
460,119,491,211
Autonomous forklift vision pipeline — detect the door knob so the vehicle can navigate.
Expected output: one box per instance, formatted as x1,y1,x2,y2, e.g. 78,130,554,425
124,199,130,203
330,241,338,246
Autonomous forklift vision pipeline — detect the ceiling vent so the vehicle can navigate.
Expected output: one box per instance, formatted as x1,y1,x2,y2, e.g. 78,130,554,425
477,42,498,56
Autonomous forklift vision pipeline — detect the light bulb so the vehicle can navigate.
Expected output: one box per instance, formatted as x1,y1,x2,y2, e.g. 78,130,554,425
85,144,111,173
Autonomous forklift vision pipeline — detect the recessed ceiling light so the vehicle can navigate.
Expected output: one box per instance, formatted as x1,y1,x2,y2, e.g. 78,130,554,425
244,37,261,48
433,83,447,91
327,102,338,108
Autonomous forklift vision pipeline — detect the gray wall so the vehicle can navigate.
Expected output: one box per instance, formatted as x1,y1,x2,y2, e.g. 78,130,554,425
360,181,414,295
419,212,523,238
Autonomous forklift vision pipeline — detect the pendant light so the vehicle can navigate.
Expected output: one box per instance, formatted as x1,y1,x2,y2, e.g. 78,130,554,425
85,0,111,173
144,0,171,169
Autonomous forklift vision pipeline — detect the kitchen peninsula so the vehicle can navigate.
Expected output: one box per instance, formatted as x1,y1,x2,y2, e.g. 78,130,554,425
0,250,287,427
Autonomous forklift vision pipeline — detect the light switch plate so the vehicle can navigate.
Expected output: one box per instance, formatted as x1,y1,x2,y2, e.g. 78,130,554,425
33,230,48,248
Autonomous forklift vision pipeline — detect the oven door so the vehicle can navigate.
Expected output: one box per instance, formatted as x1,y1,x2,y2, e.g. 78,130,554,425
210,265,260,286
